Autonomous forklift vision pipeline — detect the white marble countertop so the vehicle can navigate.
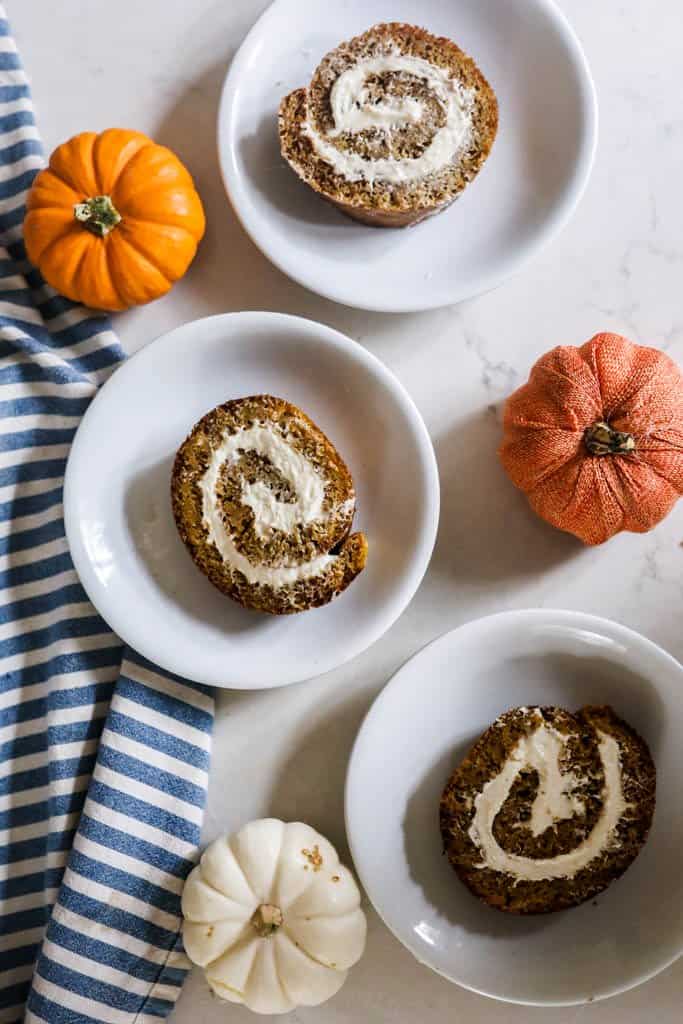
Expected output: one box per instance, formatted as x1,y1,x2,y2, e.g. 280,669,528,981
13,1,683,1021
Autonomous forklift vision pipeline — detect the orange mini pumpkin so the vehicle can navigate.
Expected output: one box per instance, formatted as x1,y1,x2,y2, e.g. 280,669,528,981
500,332,683,545
24,128,205,311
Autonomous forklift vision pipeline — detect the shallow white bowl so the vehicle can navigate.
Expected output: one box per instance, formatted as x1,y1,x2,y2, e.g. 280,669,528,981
218,0,597,312
64,312,438,689
345,609,683,1005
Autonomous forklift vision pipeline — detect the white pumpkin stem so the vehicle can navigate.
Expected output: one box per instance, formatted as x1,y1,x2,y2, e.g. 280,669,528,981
73,195,122,237
251,904,283,937
584,420,635,456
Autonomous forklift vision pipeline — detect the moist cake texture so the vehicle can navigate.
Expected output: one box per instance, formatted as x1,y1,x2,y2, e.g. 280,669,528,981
279,23,498,226
440,705,656,914
171,396,367,614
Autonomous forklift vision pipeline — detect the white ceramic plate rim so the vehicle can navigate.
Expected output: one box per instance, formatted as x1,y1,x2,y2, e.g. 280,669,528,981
217,0,598,313
345,608,683,1005
63,311,440,689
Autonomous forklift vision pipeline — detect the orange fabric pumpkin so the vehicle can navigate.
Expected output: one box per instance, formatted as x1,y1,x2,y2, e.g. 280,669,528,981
500,332,683,545
24,129,205,311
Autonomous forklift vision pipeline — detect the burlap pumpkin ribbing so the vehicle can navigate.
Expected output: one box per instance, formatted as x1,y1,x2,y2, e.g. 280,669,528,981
500,333,683,545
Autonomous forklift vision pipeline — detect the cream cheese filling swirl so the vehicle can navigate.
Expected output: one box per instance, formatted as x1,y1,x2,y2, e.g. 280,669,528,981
200,423,342,588
468,713,627,881
303,51,474,184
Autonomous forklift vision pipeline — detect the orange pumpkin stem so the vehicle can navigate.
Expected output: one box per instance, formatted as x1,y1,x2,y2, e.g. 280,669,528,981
73,195,121,237
584,420,636,457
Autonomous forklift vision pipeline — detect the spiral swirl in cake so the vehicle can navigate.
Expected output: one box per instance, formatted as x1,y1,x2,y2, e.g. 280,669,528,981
279,23,498,226
440,706,656,914
171,396,367,615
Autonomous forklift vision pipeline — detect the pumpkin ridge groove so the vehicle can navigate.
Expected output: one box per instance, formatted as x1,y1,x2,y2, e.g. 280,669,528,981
107,230,169,279
633,433,683,460
272,938,297,1006
32,168,82,203
114,207,203,233
614,383,683,429
286,908,348,921
540,362,602,415
594,461,628,530
210,981,243,1000
93,132,154,193
39,228,90,287
24,213,79,264
527,456,584,521
223,836,255,900
280,925,332,968
548,457,590,517
47,166,84,196
111,152,194,205
105,233,170,306
506,420,582,434
633,407,683,430
201,921,252,970
118,215,195,244
50,131,98,196
266,825,287,908
525,450,583,492
613,457,679,511
241,931,266,1002
27,203,79,217
638,439,683,454
93,238,126,311
598,361,669,420
582,335,644,410
206,930,258,998
226,836,265,905
194,872,255,908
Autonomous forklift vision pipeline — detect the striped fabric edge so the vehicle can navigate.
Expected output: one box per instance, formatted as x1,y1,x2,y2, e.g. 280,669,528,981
0,8,215,1023
25,656,213,1024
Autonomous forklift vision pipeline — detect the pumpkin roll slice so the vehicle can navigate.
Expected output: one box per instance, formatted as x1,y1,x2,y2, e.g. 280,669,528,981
172,396,368,615
440,705,655,914
279,23,498,227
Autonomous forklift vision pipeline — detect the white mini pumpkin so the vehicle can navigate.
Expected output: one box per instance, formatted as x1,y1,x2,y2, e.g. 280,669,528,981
181,819,367,1015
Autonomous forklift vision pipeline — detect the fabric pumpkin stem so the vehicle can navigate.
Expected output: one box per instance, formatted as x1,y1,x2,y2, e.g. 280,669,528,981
584,420,636,456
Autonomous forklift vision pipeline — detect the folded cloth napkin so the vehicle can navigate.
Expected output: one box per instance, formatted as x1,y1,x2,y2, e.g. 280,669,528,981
0,10,214,1023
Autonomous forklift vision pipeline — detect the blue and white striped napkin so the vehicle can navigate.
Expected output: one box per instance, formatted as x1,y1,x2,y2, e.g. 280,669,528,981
0,9,214,1022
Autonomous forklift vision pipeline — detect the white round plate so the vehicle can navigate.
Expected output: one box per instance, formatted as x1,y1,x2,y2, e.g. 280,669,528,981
64,313,438,689
345,609,683,1005
218,0,597,312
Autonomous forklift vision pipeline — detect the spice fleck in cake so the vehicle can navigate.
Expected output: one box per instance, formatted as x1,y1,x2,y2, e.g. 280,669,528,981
279,23,498,227
440,706,656,914
172,396,368,614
